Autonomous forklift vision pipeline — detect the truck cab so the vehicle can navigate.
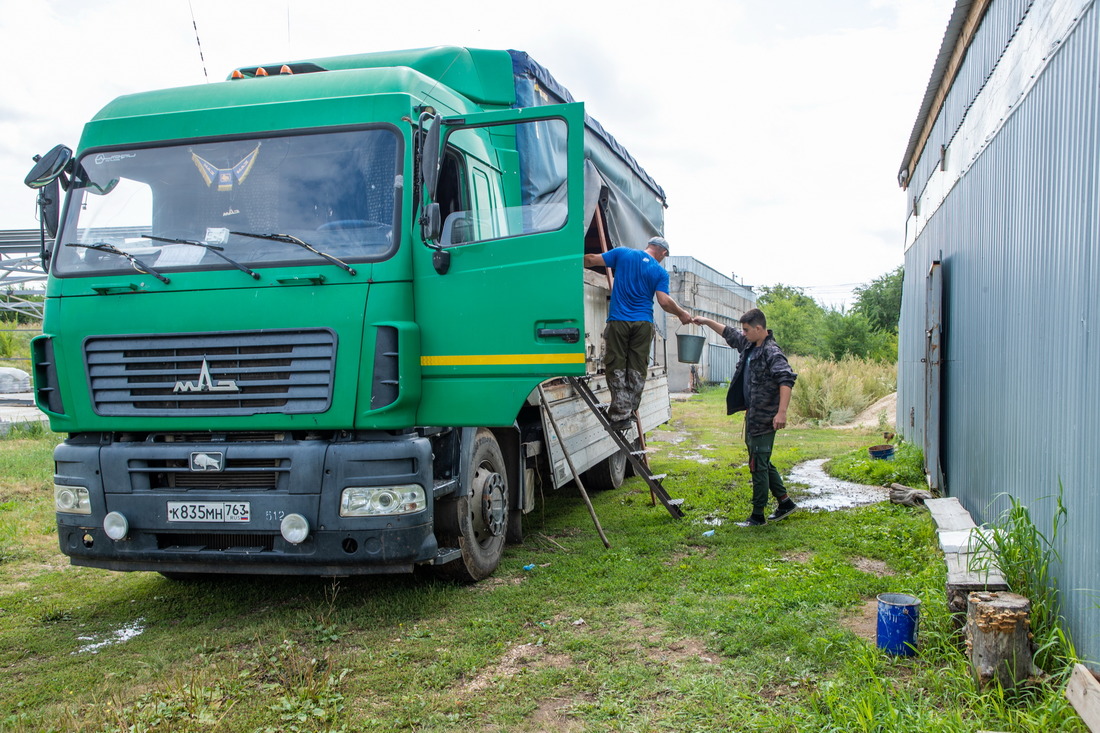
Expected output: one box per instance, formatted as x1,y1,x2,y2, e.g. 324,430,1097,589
28,47,672,581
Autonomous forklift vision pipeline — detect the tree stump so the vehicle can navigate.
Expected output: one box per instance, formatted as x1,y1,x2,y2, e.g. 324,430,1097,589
966,591,1032,690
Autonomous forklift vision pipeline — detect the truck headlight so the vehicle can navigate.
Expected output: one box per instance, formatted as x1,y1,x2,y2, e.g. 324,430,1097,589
340,485,426,517
55,485,91,514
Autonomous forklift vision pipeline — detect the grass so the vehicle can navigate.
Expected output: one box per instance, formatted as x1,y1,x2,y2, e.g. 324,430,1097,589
0,389,1085,731
825,441,927,489
788,356,896,426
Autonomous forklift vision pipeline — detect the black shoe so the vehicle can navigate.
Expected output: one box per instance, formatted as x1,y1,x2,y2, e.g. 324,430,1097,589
767,502,797,522
735,514,767,527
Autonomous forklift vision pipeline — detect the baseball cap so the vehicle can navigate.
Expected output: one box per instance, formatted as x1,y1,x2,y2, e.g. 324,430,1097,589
647,236,670,253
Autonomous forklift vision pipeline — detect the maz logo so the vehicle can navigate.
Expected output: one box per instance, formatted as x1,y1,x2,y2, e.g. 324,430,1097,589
173,359,239,393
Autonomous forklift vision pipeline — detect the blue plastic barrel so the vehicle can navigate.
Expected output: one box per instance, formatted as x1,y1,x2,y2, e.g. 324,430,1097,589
876,593,920,655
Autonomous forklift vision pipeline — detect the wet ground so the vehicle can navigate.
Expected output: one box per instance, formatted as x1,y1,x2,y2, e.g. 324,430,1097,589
695,457,887,528
786,458,888,511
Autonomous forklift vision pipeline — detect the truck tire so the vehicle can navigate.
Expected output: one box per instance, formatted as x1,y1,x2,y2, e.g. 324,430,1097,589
582,447,627,490
433,429,508,582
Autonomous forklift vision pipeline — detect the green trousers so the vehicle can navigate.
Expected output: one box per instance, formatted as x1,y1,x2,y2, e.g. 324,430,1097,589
745,430,787,512
604,320,652,422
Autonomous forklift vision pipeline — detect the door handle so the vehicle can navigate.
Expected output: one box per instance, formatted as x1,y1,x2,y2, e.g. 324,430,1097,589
537,328,580,344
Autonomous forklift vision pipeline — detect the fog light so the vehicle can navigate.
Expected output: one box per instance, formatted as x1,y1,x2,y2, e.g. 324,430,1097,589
280,513,310,544
103,511,129,540
340,485,426,517
55,484,91,514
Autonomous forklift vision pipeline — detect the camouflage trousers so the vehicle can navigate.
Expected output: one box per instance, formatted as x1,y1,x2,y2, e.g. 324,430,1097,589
605,320,652,423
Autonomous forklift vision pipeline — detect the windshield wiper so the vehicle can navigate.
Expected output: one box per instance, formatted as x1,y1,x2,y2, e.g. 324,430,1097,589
228,231,357,276
142,235,260,280
64,242,170,284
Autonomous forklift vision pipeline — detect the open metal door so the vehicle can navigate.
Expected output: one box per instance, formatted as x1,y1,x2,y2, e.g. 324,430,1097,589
413,103,587,426
924,260,944,491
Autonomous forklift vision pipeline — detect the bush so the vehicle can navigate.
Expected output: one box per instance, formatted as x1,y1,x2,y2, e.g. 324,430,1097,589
788,355,895,425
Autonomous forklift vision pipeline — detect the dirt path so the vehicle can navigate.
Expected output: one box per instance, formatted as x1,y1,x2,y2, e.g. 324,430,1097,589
834,391,896,430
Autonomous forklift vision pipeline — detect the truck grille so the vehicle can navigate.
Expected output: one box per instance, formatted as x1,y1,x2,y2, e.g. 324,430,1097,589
85,329,336,416
142,458,284,490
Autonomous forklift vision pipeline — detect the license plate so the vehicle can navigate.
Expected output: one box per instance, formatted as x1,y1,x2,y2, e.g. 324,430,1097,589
166,501,250,523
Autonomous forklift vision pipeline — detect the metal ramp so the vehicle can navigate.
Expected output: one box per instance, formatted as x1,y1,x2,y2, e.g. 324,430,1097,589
566,376,684,519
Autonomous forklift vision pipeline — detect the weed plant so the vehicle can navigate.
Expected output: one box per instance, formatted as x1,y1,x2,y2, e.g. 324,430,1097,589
826,441,927,489
970,488,1077,674
788,356,896,426
0,390,1084,731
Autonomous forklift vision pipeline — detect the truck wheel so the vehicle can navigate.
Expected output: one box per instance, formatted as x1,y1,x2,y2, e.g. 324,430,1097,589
582,447,627,490
433,429,508,582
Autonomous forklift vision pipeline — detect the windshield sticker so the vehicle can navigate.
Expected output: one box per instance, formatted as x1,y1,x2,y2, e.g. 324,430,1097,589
93,153,137,165
156,245,205,267
205,227,229,244
191,142,261,192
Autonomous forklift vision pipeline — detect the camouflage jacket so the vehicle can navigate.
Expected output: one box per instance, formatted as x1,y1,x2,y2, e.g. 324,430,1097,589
721,327,797,436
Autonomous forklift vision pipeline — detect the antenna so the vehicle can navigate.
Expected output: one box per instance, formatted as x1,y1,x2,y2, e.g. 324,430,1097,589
188,1,209,83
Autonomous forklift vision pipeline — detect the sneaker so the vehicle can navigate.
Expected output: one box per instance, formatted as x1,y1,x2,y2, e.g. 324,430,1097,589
767,502,798,522
735,514,767,527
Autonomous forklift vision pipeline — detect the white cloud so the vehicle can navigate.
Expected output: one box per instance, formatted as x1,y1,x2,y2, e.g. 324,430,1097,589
0,0,952,304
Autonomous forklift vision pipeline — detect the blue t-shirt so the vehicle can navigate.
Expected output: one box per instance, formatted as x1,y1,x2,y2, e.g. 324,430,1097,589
601,247,670,322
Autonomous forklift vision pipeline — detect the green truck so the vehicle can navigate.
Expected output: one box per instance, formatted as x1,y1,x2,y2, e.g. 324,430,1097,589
24,47,674,581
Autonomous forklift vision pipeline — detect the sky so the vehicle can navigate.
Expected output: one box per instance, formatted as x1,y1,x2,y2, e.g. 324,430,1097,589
0,0,954,308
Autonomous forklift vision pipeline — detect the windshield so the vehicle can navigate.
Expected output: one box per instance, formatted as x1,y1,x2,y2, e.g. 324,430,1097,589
55,127,400,277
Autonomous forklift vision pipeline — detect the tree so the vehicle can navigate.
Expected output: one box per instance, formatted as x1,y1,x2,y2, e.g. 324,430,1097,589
851,266,903,334
757,284,827,357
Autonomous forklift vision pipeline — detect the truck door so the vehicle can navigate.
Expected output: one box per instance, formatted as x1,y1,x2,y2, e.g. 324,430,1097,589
414,103,587,426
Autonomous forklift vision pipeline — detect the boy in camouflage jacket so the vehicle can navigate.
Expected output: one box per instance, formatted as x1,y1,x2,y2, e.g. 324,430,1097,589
695,308,798,526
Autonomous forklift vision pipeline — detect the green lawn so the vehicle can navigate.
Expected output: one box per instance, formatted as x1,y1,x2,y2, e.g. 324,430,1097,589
0,389,1083,732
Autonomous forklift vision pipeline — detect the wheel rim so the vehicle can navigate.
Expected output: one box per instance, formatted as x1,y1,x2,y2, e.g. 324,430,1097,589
472,462,507,540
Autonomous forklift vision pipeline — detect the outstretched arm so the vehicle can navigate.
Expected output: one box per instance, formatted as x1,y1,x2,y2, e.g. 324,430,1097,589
656,291,693,325
583,253,605,268
693,316,725,334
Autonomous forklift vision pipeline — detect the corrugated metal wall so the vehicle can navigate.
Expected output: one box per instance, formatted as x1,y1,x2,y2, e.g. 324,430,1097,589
707,343,737,384
900,0,1100,665
907,0,1037,208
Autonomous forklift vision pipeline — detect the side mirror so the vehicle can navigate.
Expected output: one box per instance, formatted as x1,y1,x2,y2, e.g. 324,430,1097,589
38,178,61,240
25,145,72,189
420,114,442,203
421,202,441,244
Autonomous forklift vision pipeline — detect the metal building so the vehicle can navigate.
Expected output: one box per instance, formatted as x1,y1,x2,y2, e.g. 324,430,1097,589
898,0,1100,666
0,230,47,320
663,256,757,392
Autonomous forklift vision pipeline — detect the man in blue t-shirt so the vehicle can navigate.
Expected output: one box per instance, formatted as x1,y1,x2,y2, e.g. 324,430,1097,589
583,236,693,429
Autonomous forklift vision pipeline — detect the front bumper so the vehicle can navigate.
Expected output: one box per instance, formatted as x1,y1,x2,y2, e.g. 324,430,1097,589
53,431,440,575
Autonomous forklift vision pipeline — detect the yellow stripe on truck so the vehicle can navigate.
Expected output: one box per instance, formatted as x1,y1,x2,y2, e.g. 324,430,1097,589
421,353,586,367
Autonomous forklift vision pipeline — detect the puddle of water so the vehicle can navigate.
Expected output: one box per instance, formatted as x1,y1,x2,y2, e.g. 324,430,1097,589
74,618,146,654
787,459,887,511
677,452,714,463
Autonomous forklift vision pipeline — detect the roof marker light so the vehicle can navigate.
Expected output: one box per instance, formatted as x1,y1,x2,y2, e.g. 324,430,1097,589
255,67,268,77
231,69,245,79
280,65,293,75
